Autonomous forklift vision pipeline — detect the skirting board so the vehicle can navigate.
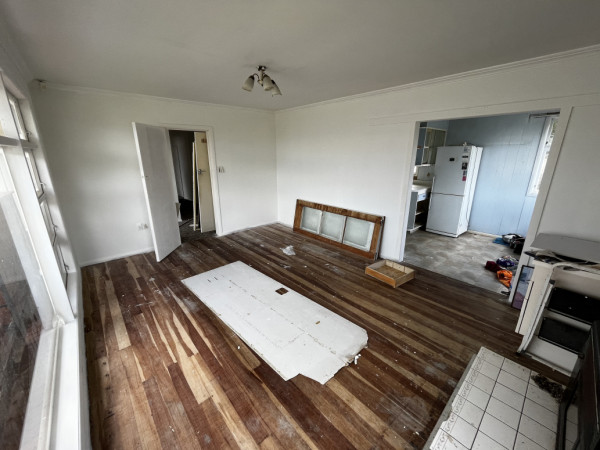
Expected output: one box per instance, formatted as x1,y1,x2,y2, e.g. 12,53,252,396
182,261,368,384
80,246,155,267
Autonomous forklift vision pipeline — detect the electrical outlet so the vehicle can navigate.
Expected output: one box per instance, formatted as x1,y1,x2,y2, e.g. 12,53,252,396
137,223,148,230
218,166,225,173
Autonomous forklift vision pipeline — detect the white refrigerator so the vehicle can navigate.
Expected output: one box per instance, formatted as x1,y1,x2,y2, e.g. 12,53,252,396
426,145,483,237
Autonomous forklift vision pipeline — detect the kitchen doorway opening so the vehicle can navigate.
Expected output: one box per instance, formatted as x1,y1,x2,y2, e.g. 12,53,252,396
403,111,559,298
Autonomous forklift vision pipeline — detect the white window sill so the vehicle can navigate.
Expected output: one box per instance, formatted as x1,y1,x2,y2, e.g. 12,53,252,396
20,270,90,450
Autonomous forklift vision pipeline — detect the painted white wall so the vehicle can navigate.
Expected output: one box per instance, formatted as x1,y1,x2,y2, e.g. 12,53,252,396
537,104,600,239
275,48,600,260
275,104,409,257
31,86,278,266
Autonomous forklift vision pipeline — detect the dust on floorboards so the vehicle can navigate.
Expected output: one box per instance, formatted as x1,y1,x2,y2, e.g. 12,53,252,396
82,223,566,449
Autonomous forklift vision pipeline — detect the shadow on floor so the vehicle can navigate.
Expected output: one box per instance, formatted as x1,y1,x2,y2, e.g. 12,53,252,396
179,222,215,243
178,198,215,243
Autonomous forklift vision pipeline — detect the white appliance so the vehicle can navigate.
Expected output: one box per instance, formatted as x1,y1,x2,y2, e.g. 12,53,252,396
426,145,483,237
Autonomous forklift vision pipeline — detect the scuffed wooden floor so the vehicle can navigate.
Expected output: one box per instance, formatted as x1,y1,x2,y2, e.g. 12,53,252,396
83,224,565,449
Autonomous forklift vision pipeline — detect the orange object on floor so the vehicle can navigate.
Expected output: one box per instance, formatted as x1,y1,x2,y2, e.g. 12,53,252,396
497,269,513,288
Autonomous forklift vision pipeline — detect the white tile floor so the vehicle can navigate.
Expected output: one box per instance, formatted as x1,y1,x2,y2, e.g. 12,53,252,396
429,347,574,450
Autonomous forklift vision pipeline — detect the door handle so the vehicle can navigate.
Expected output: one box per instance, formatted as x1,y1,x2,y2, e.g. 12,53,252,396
197,169,206,175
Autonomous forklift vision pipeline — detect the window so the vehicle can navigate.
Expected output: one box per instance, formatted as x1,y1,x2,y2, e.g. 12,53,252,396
0,193,43,447
0,75,82,449
9,94,67,285
7,90,28,140
24,148,44,197
528,116,558,197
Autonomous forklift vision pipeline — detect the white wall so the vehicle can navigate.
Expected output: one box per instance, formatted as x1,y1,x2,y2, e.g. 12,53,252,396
275,48,600,260
31,86,278,266
538,104,600,239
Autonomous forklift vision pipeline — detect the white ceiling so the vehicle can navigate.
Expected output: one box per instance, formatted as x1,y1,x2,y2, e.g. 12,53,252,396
2,0,600,111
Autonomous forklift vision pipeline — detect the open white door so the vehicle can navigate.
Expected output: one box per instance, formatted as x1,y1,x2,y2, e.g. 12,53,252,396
194,132,216,232
132,123,181,261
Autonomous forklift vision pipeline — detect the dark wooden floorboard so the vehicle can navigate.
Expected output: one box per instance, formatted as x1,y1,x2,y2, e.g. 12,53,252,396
83,223,567,449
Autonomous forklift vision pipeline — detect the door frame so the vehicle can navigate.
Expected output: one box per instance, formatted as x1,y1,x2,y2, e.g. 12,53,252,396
151,123,223,236
399,107,571,301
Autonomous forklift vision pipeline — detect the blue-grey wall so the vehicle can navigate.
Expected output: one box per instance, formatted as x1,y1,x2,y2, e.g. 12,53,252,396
445,114,546,236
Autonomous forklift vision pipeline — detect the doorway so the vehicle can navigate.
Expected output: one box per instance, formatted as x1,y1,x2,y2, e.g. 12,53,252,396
403,111,559,295
168,129,217,243
133,122,221,262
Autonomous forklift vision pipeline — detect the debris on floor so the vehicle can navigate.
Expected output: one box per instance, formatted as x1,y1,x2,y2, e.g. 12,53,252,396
496,255,518,269
281,245,296,256
502,233,522,244
493,237,510,246
531,374,565,400
486,254,519,289
496,269,513,288
485,261,500,272
494,233,525,254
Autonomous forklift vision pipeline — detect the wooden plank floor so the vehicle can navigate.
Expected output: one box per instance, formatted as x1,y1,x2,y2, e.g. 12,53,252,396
82,223,566,449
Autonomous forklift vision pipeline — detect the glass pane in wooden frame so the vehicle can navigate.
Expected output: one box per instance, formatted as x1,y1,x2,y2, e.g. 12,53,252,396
320,212,345,242
300,207,322,234
293,199,384,259
342,217,374,250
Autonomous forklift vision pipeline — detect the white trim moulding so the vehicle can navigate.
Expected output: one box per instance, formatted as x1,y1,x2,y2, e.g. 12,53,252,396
279,44,600,114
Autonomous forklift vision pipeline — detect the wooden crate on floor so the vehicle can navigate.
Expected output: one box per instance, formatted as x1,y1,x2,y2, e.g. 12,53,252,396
365,260,415,288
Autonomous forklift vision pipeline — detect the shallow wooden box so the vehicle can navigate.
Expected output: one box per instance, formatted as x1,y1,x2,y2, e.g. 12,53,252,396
365,260,415,288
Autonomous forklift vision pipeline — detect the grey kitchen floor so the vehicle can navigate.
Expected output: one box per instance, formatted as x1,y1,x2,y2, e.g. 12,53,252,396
404,229,516,294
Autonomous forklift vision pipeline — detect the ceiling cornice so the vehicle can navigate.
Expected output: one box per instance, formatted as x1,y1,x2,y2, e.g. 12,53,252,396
38,82,276,116
277,44,600,114
30,43,600,115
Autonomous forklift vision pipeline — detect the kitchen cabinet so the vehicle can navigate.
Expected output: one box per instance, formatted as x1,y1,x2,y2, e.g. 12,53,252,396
407,185,430,233
415,125,447,166
409,124,447,232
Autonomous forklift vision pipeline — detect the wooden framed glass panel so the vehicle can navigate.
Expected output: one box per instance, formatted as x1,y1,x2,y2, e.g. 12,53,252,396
293,199,384,259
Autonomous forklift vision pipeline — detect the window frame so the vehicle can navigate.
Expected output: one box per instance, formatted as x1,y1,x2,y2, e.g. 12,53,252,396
527,116,558,197
24,148,44,197
0,70,86,450
8,94,67,285
7,89,29,141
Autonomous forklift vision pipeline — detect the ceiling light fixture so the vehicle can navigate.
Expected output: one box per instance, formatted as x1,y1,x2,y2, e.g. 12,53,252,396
242,65,282,96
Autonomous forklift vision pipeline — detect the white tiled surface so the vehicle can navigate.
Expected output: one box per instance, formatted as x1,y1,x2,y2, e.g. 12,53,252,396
429,347,564,450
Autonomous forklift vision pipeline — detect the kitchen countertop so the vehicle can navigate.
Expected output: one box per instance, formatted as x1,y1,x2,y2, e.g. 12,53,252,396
411,183,431,193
